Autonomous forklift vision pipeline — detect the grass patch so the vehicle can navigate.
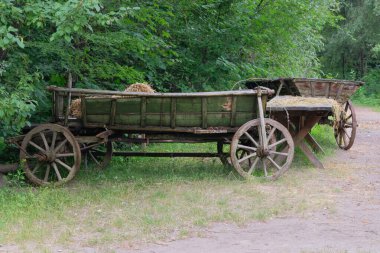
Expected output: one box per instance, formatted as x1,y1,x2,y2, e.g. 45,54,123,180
0,124,346,251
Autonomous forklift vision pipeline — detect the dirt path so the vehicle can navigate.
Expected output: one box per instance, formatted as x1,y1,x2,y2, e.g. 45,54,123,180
128,106,380,253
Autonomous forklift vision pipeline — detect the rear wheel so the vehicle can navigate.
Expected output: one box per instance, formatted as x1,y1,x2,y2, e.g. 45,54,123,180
82,141,113,169
20,124,81,186
334,100,357,150
230,119,294,180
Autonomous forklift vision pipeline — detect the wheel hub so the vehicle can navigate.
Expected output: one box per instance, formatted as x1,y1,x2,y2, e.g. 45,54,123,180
256,147,269,158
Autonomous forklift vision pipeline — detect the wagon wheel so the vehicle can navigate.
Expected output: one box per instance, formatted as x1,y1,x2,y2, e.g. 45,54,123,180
230,119,294,180
218,134,277,167
19,124,81,186
334,100,357,150
82,141,113,169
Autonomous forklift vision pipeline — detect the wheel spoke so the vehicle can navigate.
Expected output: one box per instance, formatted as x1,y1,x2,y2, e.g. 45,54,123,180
247,157,260,175
244,132,258,147
50,131,57,150
342,128,351,139
52,162,63,181
268,138,287,149
44,164,51,182
269,151,288,157
54,139,68,153
56,153,75,158
40,132,49,151
55,158,72,172
267,156,282,171
266,127,276,146
29,141,46,153
89,151,101,166
237,144,257,152
31,162,42,174
345,114,352,121
238,152,257,164
263,159,268,177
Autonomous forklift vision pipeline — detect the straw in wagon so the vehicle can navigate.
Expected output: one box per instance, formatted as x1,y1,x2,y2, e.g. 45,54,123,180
267,96,343,121
69,83,156,118
69,98,82,118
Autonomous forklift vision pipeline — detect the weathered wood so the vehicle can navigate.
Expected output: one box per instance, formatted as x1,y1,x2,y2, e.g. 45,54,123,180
305,133,325,154
202,97,208,128
112,151,221,157
298,141,324,169
0,163,18,173
171,98,176,128
230,96,237,127
110,99,116,126
141,96,147,128
47,86,273,97
81,96,87,126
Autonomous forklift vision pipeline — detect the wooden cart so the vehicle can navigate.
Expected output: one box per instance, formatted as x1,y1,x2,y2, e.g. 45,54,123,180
244,78,364,150
5,86,295,186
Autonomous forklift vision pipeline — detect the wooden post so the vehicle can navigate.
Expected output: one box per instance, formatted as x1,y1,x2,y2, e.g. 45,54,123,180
64,73,73,126
201,97,208,129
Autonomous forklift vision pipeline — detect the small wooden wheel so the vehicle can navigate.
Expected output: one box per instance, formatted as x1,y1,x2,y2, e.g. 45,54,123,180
230,118,294,180
20,124,81,186
82,141,113,169
334,100,357,150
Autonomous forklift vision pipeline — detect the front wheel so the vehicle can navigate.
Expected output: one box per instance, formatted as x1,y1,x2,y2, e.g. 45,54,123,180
230,119,294,180
20,124,81,186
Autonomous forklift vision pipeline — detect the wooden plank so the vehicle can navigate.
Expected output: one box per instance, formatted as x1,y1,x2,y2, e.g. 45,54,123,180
110,99,116,126
325,82,331,98
299,141,325,169
0,163,18,173
141,97,147,127
47,86,271,97
305,133,325,154
202,97,208,128
112,151,221,157
171,97,176,128
310,81,315,97
292,116,322,145
230,96,237,127
81,96,87,126
335,83,344,100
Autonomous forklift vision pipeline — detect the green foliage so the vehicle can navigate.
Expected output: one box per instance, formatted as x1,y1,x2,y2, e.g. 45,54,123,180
321,0,380,79
0,0,340,159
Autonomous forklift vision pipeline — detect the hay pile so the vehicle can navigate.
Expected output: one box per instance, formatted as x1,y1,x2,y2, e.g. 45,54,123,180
69,83,155,118
125,83,155,93
267,96,343,120
70,98,82,118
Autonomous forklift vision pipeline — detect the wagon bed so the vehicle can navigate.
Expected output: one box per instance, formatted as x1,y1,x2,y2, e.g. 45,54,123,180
244,78,363,103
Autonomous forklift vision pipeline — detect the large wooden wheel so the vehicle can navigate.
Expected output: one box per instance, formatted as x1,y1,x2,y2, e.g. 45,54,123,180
230,118,294,180
334,100,357,150
82,141,113,169
20,124,81,186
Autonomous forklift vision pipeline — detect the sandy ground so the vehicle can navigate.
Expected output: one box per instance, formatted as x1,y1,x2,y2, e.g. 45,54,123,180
125,106,380,253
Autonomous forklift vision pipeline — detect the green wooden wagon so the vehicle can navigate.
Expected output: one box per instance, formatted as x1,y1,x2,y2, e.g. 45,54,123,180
7,86,295,186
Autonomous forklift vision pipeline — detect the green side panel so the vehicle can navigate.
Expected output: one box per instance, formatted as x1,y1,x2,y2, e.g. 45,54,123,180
236,96,257,112
207,96,231,112
206,113,231,126
114,115,140,125
146,114,171,126
115,98,141,114
87,115,110,124
146,98,171,113
176,114,202,127
176,98,202,112
235,112,256,126
85,98,112,114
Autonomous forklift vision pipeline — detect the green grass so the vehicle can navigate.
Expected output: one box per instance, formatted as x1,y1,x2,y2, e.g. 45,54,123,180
0,124,343,251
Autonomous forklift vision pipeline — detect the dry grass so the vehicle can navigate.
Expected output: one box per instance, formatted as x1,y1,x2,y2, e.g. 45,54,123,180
268,96,343,120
